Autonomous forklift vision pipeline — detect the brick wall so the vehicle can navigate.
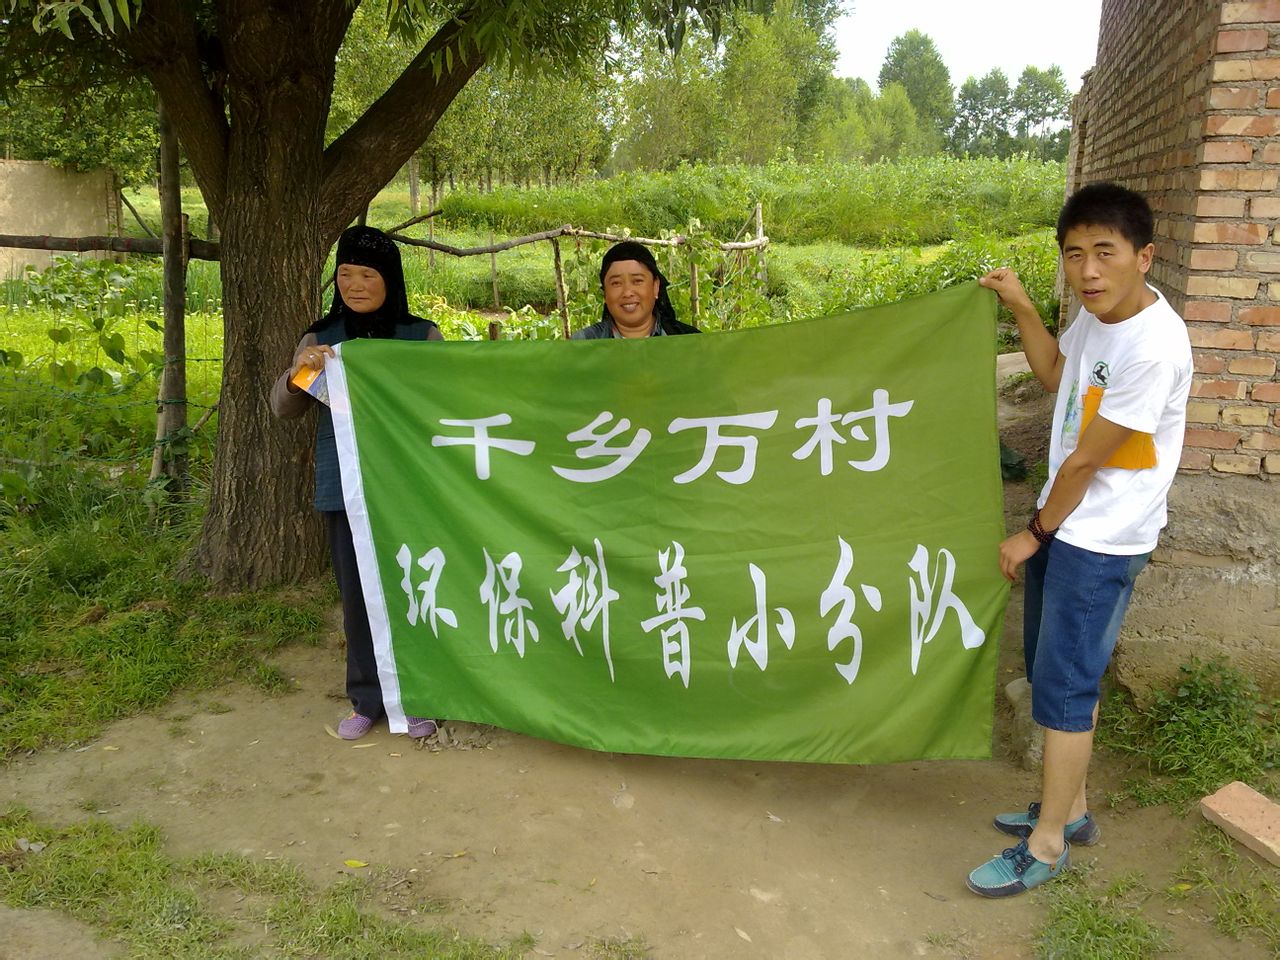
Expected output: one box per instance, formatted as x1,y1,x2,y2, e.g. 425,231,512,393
1069,0,1280,479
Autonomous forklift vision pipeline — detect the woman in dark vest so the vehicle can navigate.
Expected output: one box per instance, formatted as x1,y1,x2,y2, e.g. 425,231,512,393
271,225,442,740
570,240,700,339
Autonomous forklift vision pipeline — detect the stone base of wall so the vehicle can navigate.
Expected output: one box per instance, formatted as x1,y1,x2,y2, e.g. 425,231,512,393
1115,472,1280,704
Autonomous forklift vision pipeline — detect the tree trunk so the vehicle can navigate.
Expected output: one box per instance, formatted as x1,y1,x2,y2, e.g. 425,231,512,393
150,98,189,495
190,79,329,586
408,156,420,216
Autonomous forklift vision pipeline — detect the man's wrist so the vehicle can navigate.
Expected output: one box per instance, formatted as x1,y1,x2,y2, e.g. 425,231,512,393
1027,509,1057,545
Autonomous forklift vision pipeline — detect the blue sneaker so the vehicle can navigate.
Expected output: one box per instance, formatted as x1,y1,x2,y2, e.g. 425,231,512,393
966,840,1069,898
994,802,1100,845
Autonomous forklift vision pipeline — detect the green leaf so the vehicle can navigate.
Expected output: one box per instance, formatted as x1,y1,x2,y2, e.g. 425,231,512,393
46,327,72,344
97,0,115,31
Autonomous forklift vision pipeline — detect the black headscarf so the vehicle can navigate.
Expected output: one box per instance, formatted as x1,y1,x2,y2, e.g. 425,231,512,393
307,226,411,339
599,241,681,334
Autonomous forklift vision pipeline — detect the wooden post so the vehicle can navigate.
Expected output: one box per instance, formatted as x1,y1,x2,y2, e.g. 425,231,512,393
149,98,188,496
754,202,767,289
689,257,701,320
488,320,501,340
489,231,501,309
551,237,570,339
408,156,420,216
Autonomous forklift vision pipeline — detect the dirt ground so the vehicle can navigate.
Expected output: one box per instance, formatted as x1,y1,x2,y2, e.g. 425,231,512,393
0,375,1271,960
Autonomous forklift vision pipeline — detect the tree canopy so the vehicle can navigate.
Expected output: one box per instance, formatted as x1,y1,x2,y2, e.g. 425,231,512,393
878,29,953,146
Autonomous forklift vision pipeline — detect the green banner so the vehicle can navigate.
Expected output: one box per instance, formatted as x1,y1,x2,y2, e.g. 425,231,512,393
328,281,1009,764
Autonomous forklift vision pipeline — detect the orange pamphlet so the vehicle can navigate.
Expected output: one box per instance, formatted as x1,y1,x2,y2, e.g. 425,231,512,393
290,365,330,406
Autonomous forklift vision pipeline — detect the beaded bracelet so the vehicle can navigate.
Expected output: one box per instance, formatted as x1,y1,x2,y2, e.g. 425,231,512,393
1027,509,1057,545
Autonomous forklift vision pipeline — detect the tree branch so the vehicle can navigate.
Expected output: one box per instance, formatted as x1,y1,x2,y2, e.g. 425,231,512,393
115,0,231,223
319,10,486,242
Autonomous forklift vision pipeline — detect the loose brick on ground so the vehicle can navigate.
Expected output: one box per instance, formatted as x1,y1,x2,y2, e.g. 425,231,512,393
1199,780,1280,868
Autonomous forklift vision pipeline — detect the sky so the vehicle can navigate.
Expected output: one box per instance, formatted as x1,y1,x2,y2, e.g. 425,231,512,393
833,0,1105,94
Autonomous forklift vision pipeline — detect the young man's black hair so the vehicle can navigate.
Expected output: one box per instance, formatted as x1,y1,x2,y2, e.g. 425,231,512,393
1055,182,1154,251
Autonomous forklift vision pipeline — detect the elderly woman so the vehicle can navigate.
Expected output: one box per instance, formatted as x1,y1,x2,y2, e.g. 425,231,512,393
271,225,442,741
571,241,700,339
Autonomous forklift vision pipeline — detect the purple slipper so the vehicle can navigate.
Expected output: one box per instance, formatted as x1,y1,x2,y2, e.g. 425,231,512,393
406,716,438,739
337,713,375,740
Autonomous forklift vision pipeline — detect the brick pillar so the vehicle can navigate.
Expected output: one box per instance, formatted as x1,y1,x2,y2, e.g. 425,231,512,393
1182,2,1280,476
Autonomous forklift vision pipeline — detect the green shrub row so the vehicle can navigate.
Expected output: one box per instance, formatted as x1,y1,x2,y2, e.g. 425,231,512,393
436,156,1065,245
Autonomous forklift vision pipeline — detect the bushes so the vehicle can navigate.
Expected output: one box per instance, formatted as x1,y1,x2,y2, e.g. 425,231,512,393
437,156,1065,245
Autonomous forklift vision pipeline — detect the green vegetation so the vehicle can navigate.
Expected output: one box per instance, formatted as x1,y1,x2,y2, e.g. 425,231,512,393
1036,869,1170,959
0,301,313,756
1098,658,1279,808
0,807,534,959
1174,824,1280,955
434,157,1065,245
0,454,323,756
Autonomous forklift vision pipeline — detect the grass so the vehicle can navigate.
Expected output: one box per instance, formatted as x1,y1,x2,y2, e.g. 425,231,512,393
1036,869,1170,959
125,157,1065,249
107,160,1065,338
0,403,325,755
1097,658,1280,809
0,807,536,959
1173,823,1280,955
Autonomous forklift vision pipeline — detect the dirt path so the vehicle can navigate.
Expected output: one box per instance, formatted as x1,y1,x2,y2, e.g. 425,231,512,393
2,614,1268,959
1,379,1270,960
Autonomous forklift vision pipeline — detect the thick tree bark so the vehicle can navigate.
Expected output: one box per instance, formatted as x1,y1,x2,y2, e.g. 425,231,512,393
189,69,331,586
113,1,490,586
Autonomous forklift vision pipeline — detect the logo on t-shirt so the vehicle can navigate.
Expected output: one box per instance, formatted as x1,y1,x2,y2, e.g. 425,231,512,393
1090,361,1110,388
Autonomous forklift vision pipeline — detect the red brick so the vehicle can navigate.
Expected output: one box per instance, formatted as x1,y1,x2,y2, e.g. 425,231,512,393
1185,428,1243,449
1222,404,1270,425
1205,115,1280,136
1221,1,1280,25
1269,88,1280,109
1229,356,1279,376
1209,86,1262,108
1265,143,1280,164
1267,453,1280,473
1217,27,1270,51
1192,379,1248,399
1260,331,1280,352
1200,780,1280,868
1189,249,1240,271
1241,306,1280,325
1213,453,1262,474
1198,170,1280,190
1213,57,1280,80
1202,140,1254,163
1184,301,1233,323
1186,276,1260,299
1244,431,1280,450
1180,449,1213,470
1254,197,1280,218
1187,400,1222,423
1194,195,1247,218
1195,354,1227,374
1190,328,1255,350
1191,222,1269,244
1247,254,1280,275
1252,382,1280,401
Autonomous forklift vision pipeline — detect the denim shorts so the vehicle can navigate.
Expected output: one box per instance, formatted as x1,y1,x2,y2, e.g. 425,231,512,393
1023,538,1150,732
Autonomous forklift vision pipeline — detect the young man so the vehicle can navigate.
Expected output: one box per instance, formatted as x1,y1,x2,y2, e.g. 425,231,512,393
968,182,1192,897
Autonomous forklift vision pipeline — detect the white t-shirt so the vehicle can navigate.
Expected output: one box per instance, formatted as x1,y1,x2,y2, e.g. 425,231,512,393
1040,288,1192,555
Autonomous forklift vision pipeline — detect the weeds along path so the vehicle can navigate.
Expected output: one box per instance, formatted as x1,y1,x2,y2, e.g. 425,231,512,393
1,631,1268,960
